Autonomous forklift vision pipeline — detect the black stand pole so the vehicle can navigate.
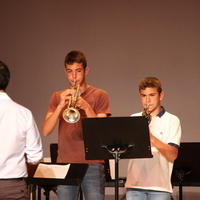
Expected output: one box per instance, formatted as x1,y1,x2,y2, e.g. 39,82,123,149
101,143,134,200
175,169,187,200
175,168,192,200
112,148,121,200
43,188,50,200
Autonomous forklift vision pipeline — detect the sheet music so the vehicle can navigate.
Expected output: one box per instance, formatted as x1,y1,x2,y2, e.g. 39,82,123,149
34,163,70,179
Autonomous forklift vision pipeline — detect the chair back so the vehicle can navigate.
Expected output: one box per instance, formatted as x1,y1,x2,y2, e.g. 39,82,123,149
50,143,58,164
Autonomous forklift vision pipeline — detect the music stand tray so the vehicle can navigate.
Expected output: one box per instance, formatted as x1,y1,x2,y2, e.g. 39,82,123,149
82,116,153,160
82,116,153,200
26,163,88,200
26,163,88,186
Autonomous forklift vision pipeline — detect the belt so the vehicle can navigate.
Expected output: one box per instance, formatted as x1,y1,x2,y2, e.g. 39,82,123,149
0,178,24,180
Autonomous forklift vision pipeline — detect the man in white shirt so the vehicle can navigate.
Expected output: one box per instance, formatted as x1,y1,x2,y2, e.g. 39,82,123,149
0,61,43,200
125,77,181,200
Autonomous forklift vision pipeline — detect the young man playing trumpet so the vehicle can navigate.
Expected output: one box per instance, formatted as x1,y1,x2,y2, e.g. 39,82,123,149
42,50,111,200
125,77,181,200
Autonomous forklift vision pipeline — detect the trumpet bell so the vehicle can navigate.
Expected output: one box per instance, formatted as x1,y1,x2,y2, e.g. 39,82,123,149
63,107,80,123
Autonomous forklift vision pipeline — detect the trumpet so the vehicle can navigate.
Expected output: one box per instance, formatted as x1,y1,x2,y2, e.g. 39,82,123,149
62,83,81,123
142,104,151,124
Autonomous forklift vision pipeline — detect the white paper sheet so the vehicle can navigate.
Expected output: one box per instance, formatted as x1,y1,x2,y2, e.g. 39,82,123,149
34,163,70,179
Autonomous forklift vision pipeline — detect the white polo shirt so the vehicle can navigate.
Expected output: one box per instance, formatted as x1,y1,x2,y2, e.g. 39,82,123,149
125,107,181,193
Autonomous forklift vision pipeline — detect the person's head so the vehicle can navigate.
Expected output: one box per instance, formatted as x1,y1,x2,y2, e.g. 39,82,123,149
64,50,87,69
139,77,164,115
0,61,10,91
139,77,162,94
64,51,89,88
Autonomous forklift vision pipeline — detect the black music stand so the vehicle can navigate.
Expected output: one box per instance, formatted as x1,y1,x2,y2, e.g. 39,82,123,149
82,116,153,200
26,163,88,200
171,142,200,200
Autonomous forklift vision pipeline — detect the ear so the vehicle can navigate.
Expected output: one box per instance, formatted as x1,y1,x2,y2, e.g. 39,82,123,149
64,68,67,76
159,92,164,100
85,67,90,75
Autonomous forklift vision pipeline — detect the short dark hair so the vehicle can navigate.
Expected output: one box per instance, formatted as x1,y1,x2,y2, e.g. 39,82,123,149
0,61,10,90
64,50,87,69
139,77,162,94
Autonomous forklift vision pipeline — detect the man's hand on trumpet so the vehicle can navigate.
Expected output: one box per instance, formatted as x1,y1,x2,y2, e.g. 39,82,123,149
59,88,76,108
76,96,90,110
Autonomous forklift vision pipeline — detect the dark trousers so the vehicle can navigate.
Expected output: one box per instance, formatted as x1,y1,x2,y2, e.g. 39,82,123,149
0,179,28,200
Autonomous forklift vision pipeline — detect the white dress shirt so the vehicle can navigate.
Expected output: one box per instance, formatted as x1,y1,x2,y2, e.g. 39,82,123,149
0,92,43,178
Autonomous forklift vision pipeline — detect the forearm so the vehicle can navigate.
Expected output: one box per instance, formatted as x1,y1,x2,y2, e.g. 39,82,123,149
150,134,178,162
83,105,108,118
84,106,97,118
42,106,63,136
26,120,43,164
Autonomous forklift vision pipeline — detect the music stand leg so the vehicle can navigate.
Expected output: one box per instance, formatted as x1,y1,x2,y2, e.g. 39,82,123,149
38,186,41,200
79,188,83,200
120,194,126,200
43,189,50,200
115,156,119,200
28,184,36,200
179,180,182,200
176,169,185,200
101,144,134,200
